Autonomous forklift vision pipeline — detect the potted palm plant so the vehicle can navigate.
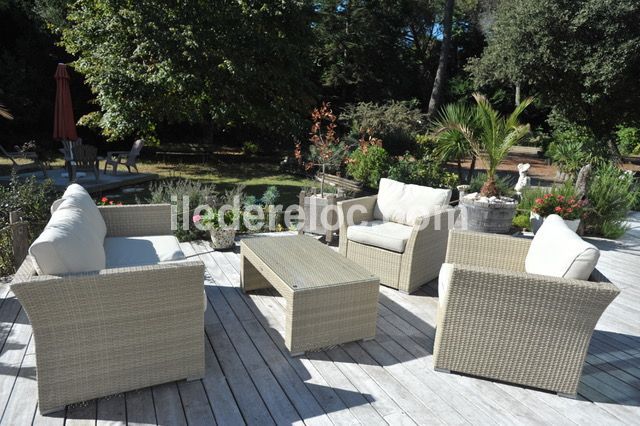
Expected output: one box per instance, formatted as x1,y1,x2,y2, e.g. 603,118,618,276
432,93,534,233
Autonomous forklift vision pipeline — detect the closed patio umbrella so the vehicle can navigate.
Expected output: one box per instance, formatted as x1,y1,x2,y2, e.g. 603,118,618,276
53,63,78,141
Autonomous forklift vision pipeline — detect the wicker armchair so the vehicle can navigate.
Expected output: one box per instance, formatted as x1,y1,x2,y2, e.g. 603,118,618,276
10,204,205,414
433,230,620,396
337,195,459,293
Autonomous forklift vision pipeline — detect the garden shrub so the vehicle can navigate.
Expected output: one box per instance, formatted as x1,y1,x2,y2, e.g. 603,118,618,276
584,164,639,238
0,174,58,276
615,125,640,155
387,154,458,189
341,100,426,155
346,145,389,188
148,178,217,241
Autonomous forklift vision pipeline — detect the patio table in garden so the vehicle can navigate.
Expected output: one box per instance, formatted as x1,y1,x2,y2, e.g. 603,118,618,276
241,235,379,355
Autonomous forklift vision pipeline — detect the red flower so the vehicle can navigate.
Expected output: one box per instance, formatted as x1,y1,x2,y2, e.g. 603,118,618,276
554,206,562,213
109,201,114,205
535,198,543,204
101,197,108,203
566,208,573,213
544,194,551,199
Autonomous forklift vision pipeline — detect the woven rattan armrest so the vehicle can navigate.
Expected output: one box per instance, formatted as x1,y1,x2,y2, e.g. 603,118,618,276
445,229,532,272
99,204,173,237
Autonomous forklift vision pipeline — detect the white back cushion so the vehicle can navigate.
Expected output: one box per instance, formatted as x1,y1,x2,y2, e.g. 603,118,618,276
29,206,106,275
525,214,599,280
373,178,452,225
55,184,107,240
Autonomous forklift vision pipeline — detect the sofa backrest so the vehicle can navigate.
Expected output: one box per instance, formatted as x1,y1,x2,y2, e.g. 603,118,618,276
373,178,452,226
29,184,107,275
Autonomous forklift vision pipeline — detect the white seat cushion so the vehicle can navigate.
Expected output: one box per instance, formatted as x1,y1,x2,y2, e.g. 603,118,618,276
347,220,413,253
525,214,600,280
104,235,186,269
29,207,106,275
373,178,451,226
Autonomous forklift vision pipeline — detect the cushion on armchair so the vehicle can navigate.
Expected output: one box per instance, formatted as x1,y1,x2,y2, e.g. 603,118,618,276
346,220,413,253
104,235,186,268
525,214,599,280
373,178,451,226
29,184,107,275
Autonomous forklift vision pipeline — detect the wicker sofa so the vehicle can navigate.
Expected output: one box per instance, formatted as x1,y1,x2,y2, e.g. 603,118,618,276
433,227,620,396
337,178,459,294
11,185,205,414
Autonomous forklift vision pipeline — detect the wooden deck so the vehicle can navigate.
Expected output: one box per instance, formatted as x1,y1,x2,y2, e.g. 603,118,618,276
1,215,639,424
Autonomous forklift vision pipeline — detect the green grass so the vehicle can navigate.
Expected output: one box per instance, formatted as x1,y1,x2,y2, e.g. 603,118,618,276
115,160,313,206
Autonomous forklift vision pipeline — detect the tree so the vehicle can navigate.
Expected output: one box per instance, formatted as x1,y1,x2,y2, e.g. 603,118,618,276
50,0,316,142
313,0,416,103
432,93,533,197
468,0,640,147
427,0,455,117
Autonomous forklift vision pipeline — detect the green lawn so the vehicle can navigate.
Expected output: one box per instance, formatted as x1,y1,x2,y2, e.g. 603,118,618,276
114,159,314,206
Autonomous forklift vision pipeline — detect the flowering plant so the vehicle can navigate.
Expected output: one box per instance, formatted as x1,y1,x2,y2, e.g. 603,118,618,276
193,209,238,230
531,193,587,220
96,196,123,206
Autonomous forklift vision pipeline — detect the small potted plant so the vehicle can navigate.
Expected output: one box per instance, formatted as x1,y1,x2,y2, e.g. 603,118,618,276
194,209,238,249
296,102,351,240
530,193,587,233
432,93,534,233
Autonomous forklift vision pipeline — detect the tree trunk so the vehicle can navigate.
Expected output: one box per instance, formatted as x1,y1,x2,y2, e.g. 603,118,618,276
427,0,455,118
515,82,521,106
466,155,476,184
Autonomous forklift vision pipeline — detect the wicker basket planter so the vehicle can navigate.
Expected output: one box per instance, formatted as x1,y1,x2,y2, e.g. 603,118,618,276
530,212,580,234
460,194,517,234
209,228,236,249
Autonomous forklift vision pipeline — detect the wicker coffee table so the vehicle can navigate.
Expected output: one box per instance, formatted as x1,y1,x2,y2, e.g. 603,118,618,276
241,235,379,355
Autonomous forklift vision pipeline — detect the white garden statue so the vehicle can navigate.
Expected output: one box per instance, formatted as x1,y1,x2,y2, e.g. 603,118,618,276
515,163,531,195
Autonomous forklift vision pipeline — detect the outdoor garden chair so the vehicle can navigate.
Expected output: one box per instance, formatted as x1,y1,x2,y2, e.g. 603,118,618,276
11,184,205,414
0,145,47,176
70,144,100,181
104,138,144,174
337,178,458,294
434,216,620,397
59,138,83,175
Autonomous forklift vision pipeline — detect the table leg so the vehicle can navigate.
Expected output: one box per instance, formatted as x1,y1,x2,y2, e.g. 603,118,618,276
240,254,272,292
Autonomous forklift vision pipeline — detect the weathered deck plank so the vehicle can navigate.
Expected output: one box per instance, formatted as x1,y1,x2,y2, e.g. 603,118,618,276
0,213,639,425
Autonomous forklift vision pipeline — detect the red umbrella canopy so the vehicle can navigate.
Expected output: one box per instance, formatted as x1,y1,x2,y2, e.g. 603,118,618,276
53,63,78,141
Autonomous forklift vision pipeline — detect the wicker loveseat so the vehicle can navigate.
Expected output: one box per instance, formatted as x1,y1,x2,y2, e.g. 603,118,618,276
337,178,459,294
434,226,620,396
11,184,205,414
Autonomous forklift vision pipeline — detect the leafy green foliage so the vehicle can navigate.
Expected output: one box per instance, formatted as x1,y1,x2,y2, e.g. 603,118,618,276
584,164,639,238
616,126,640,155
0,173,58,275
147,178,216,241
469,0,640,139
57,0,316,142
432,93,533,196
387,154,458,189
341,100,426,155
346,145,389,188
